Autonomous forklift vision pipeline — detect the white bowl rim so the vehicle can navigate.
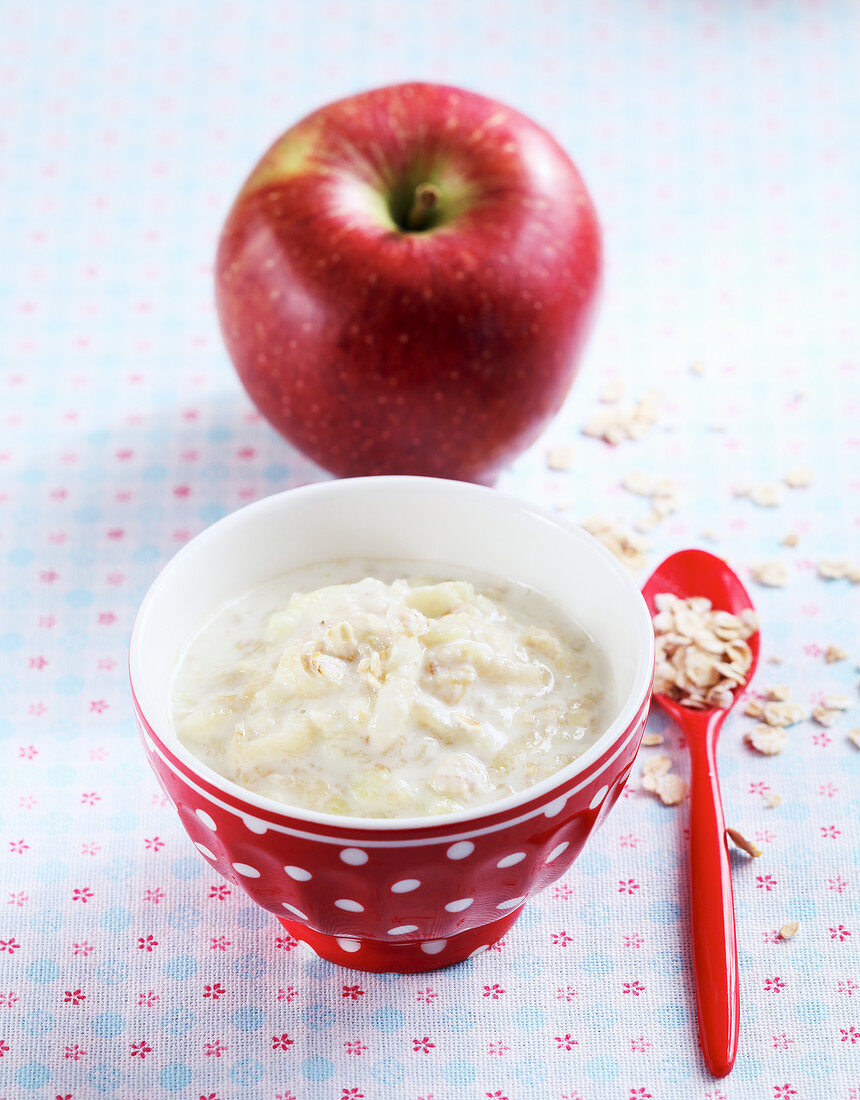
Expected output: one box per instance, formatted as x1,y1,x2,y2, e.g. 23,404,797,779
129,475,654,832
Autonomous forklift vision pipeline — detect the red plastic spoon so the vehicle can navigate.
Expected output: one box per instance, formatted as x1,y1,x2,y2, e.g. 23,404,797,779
642,549,760,1079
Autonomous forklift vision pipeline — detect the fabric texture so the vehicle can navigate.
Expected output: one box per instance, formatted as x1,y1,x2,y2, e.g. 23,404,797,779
0,2,858,1098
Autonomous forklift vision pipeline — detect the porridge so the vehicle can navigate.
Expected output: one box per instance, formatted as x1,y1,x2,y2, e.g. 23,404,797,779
170,560,615,818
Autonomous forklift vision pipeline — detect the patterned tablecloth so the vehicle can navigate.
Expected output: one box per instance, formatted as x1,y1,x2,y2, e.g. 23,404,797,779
1,2,858,1098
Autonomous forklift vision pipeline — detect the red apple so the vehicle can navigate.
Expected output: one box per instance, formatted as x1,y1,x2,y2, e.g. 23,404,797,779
216,82,601,484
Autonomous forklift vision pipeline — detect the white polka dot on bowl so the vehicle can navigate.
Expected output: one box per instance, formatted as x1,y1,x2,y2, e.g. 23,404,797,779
284,865,312,881
334,899,364,913
444,898,473,913
390,878,420,893
420,939,447,954
387,924,418,936
546,840,569,863
446,841,474,860
544,796,567,818
194,808,216,831
337,938,361,953
339,848,368,866
194,842,215,861
589,784,608,810
496,851,526,868
232,862,260,878
497,895,526,910
242,815,268,835
281,902,308,920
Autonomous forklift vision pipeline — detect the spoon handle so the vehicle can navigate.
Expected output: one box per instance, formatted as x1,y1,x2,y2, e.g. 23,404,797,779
688,717,739,1078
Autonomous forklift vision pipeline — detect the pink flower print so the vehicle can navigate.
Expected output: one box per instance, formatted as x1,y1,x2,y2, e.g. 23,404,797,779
623,980,646,996
143,836,164,852
412,1036,435,1053
27,703,47,717
551,931,574,947
486,1092,508,1100
97,612,117,625
820,825,841,839
204,1039,226,1057
64,1043,86,1060
208,884,230,900
0,992,20,1007
812,730,831,748
623,933,644,949
342,985,365,1000
80,843,101,856
344,1040,368,1055
274,934,297,951
482,984,505,999
28,657,48,670
130,1040,152,1059
137,991,159,1007
271,1033,294,1051
0,1039,9,1056
88,700,109,714
237,446,256,459
488,1041,510,1055
619,833,641,848
89,745,108,760
556,986,578,1001
755,830,775,845
210,936,230,951
762,930,781,945
40,568,60,581
72,887,93,903
487,937,507,951
143,888,164,904
63,989,86,1006
630,1090,652,1099
416,988,437,1003
818,782,839,797
748,781,770,796
137,935,158,952
756,874,777,891
0,939,21,955
341,1090,364,1099
554,1033,579,1051
173,485,191,498
9,839,29,854
71,942,93,956
8,892,27,906
80,791,100,805
203,984,226,1000
837,979,858,995
764,977,786,993
630,1036,652,1052
840,1026,859,1043
773,1087,797,1098
277,986,298,1002
829,925,851,941
803,643,823,657
18,796,37,810
106,528,124,541
618,878,640,894
552,883,574,900
828,875,847,893
772,1033,795,1050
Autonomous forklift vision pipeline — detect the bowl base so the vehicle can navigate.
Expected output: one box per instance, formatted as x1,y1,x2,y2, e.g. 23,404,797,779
277,906,524,973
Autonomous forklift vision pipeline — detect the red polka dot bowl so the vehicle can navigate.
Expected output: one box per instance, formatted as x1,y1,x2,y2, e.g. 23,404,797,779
129,476,654,972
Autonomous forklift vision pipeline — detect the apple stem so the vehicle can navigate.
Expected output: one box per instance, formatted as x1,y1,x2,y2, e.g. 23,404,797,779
405,183,441,231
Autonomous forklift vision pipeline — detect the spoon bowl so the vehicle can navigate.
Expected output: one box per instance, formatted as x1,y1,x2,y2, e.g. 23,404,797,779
642,548,760,1078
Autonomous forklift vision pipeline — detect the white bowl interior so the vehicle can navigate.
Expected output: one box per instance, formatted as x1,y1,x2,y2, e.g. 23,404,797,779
130,477,653,825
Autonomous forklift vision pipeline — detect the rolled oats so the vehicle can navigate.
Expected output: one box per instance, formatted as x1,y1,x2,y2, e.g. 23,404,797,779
812,705,840,727
652,593,757,710
641,732,665,746
784,467,814,489
817,559,854,580
762,700,805,726
599,379,625,404
765,685,791,702
582,390,661,445
744,699,764,718
582,515,651,572
750,483,786,508
781,532,800,548
726,827,762,857
765,792,783,808
546,445,576,471
752,560,788,588
848,729,860,750
779,922,799,941
689,360,706,376
745,724,787,755
825,645,848,663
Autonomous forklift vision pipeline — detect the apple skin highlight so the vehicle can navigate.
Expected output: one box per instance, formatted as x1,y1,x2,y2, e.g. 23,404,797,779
216,82,601,484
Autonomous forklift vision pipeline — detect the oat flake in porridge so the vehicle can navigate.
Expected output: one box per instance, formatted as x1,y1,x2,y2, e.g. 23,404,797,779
170,561,615,819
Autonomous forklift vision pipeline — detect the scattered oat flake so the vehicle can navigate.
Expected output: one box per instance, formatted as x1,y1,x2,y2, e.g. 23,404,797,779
784,467,814,489
812,705,840,727
765,792,783,808
752,560,788,588
652,772,688,806
823,695,849,711
689,360,706,376
825,645,848,663
701,528,720,542
641,733,664,747
779,922,799,941
546,445,576,471
727,828,762,858
744,700,764,718
847,729,860,750
599,380,625,404
582,515,651,572
642,754,673,782
767,656,783,665
765,685,791,702
762,700,805,727
781,532,799,548
750,483,785,508
817,558,855,580
582,389,661,445
746,725,787,756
